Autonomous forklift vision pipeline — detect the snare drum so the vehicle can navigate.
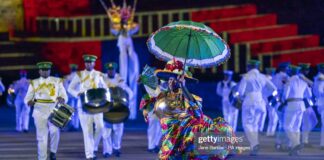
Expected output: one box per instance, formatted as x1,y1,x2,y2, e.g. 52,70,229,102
267,90,280,108
229,90,242,109
49,103,74,128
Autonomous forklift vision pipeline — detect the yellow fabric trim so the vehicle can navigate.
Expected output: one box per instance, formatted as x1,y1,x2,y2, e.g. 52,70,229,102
35,99,55,103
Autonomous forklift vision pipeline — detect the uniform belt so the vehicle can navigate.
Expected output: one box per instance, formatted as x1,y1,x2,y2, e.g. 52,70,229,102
286,98,304,102
34,99,55,103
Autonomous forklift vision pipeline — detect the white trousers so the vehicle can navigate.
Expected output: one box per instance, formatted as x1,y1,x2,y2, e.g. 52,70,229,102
320,109,324,146
283,101,305,148
68,97,79,129
118,43,139,119
266,105,279,136
14,98,30,131
95,122,124,154
79,110,104,159
242,103,266,148
34,114,60,160
222,100,238,132
147,113,162,149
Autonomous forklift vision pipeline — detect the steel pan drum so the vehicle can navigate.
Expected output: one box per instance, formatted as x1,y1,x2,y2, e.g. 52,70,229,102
229,90,242,109
103,87,130,123
49,103,74,128
80,88,113,114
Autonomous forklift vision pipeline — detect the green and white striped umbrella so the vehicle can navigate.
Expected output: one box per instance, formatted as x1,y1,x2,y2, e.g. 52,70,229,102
147,21,230,68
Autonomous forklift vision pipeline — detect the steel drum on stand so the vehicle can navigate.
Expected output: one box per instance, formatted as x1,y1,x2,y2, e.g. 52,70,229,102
80,88,113,114
103,86,130,123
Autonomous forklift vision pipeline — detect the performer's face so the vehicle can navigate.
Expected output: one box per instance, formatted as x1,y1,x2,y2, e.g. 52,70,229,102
168,77,180,91
107,69,116,78
39,69,50,78
224,74,231,81
85,61,95,71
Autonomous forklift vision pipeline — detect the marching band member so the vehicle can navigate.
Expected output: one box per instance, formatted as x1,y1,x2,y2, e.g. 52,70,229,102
68,55,107,160
264,67,279,136
314,63,324,149
12,70,30,132
24,62,68,160
282,65,312,156
216,70,238,131
272,62,291,150
139,65,163,153
95,62,133,157
63,64,79,130
237,60,276,156
298,63,317,147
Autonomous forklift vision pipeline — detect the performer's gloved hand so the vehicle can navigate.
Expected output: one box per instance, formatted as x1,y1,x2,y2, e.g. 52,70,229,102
27,100,35,107
57,97,65,104
143,109,149,123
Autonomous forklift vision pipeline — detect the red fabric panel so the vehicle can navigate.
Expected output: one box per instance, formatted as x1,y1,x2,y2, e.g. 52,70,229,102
41,41,102,75
272,48,324,67
209,14,277,32
191,4,257,22
251,35,320,55
228,24,298,43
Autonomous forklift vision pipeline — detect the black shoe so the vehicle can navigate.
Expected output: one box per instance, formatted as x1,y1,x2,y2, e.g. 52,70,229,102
289,144,303,156
23,129,28,133
50,152,56,160
113,149,121,157
249,144,260,156
154,146,160,153
147,149,155,153
103,153,111,158
302,143,313,148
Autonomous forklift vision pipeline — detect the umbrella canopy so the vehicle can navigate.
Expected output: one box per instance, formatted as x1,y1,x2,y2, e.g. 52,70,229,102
147,21,230,68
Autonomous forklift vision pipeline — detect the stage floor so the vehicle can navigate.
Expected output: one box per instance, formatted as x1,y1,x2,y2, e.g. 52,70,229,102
1,131,324,160
0,107,324,160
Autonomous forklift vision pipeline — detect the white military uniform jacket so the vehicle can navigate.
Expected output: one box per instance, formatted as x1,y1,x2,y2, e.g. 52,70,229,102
314,73,324,109
68,70,107,105
24,76,68,119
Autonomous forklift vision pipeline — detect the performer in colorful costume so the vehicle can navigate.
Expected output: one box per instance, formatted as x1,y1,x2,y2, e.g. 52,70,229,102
144,60,239,159
105,0,139,119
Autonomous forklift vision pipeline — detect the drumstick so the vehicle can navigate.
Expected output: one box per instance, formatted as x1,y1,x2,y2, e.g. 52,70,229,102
99,0,108,11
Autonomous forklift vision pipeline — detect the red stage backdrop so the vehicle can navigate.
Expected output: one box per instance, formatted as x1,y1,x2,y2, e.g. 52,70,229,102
41,41,102,75
23,0,91,32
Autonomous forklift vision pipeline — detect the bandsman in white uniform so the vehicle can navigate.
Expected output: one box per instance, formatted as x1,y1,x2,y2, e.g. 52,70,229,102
63,64,79,130
139,83,163,153
68,55,107,160
272,62,290,150
264,67,279,136
282,65,312,156
12,70,30,132
94,62,133,157
216,70,238,131
298,63,316,148
24,62,68,160
237,60,276,156
313,63,324,150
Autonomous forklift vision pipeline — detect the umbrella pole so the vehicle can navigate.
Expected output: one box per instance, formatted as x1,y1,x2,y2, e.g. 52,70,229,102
180,29,195,102
182,29,192,75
